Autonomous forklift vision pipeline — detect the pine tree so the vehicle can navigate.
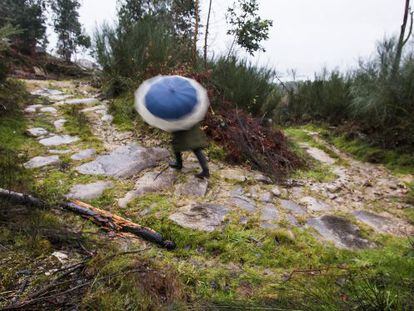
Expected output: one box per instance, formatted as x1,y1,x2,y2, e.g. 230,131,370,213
51,0,91,62
0,0,47,55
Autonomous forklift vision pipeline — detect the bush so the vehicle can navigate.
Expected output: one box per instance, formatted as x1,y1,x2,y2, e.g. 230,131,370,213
350,39,414,149
94,16,192,96
276,38,414,151
210,56,281,116
276,69,352,125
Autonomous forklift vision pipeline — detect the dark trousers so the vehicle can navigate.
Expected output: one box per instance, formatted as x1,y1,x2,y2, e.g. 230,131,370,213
174,148,209,174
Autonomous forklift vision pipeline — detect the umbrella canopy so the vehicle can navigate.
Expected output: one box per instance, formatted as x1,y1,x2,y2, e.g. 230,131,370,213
135,75,210,132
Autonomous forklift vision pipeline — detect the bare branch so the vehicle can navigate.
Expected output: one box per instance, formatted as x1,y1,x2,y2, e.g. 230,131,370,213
403,10,413,46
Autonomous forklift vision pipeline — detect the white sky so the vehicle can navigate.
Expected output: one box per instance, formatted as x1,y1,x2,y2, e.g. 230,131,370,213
48,0,407,80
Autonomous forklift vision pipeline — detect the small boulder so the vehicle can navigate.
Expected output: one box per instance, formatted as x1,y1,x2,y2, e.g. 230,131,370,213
169,203,229,232
175,175,208,197
299,196,332,212
271,187,282,197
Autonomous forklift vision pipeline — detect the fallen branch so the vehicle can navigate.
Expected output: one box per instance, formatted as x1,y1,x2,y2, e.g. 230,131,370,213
0,188,175,250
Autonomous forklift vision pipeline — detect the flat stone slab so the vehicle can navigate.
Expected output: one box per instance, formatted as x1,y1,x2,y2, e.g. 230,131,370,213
60,98,99,105
27,127,48,137
353,210,413,236
39,107,58,114
101,114,113,123
261,204,279,222
71,149,96,161
54,119,67,130
48,94,72,102
230,195,257,213
307,215,373,249
81,105,106,113
175,176,208,197
169,204,229,232
261,192,273,203
118,170,176,208
280,200,307,215
66,181,113,200
31,88,63,97
24,155,60,169
76,144,169,178
49,149,72,154
24,104,43,113
303,145,335,165
39,135,80,146
299,196,332,212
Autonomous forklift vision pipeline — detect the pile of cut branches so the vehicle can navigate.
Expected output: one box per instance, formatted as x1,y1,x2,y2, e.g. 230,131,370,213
204,107,303,182
167,68,304,181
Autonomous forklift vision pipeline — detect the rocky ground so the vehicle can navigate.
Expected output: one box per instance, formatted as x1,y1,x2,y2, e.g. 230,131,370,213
22,80,414,249
4,78,413,307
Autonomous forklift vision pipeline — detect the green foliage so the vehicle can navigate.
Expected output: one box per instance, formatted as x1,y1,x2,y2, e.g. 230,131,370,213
117,0,195,39
276,69,352,125
0,80,32,191
50,0,91,62
276,38,414,151
94,16,192,96
350,39,414,149
211,56,281,115
226,0,273,56
0,0,47,54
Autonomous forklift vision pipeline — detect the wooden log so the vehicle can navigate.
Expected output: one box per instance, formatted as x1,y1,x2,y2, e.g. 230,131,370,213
0,188,176,250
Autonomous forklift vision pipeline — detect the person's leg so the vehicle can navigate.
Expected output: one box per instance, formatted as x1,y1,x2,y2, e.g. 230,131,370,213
169,151,183,169
193,148,210,179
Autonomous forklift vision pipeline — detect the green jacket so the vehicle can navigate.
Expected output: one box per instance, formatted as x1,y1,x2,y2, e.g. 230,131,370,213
171,124,208,152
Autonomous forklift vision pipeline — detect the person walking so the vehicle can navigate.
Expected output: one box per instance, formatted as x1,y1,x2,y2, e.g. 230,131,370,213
169,124,210,179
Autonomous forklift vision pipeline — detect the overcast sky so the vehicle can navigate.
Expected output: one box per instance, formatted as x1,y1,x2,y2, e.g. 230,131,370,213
54,0,407,80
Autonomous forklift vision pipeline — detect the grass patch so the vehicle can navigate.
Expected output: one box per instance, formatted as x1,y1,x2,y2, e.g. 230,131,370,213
284,126,337,182
322,130,414,175
62,105,103,151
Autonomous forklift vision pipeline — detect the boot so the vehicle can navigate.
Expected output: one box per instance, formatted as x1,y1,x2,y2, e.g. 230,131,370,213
193,148,210,179
169,152,183,170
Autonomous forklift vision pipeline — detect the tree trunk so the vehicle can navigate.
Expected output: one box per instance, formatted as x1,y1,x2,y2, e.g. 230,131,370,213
204,0,213,68
193,0,199,65
392,0,413,77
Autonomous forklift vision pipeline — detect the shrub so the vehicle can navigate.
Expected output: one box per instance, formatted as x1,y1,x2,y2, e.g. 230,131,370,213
93,16,192,96
276,69,352,125
210,56,281,116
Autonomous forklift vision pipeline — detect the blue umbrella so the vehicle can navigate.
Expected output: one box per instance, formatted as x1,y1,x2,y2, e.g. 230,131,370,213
135,75,210,132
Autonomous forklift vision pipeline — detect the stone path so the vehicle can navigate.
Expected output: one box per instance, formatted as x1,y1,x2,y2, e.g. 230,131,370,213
22,80,414,250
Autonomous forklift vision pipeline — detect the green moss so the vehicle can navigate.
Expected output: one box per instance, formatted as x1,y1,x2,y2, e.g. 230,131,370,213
323,131,414,175
109,95,136,131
